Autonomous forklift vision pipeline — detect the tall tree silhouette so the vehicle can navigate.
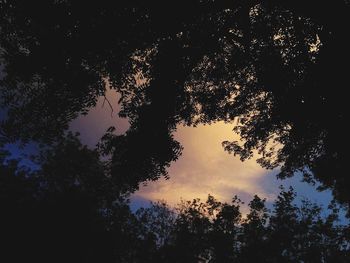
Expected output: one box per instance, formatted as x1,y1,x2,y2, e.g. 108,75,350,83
238,195,269,262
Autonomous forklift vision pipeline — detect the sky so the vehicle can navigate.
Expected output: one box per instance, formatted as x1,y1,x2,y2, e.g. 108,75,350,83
0,57,334,211
70,89,334,211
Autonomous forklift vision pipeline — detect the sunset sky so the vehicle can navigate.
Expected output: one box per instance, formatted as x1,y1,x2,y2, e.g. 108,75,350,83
70,89,333,210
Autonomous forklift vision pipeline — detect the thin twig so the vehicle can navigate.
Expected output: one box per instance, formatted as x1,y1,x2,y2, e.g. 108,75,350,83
102,95,114,118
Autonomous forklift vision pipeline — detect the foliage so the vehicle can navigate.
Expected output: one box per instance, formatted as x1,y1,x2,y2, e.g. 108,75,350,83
1,0,349,205
1,1,349,261
0,135,349,262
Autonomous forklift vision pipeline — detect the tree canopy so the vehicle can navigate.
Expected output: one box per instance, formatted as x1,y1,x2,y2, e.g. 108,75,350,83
0,143,350,263
0,1,349,204
1,139,349,262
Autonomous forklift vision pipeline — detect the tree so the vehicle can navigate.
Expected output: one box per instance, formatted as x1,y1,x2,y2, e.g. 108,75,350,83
0,134,141,263
210,196,242,262
1,0,349,205
170,197,215,262
136,201,176,248
266,187,300,262
1,141,349,263
134,191,350,262
135,201,176,261
239,195,269,262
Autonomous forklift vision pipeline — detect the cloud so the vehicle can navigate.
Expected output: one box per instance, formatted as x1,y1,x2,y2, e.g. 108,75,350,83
69,89,333,209
134,122,278,206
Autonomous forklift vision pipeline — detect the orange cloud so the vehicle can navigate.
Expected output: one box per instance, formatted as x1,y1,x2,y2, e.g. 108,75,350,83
70,89,329,209
134,122,277,206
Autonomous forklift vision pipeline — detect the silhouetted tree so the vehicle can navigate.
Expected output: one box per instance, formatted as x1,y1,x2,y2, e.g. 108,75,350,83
135,190,349,262
1,0,349,206
1,3,350,261
210,196,242,262
136,201,176,248
170,197,214,262
1,136,349,262
0,134,142,262
239,195,269,262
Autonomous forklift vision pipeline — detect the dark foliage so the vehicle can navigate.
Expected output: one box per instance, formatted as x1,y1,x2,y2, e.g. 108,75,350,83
1,1,350,260
1,138,349,262
1,0,349,204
